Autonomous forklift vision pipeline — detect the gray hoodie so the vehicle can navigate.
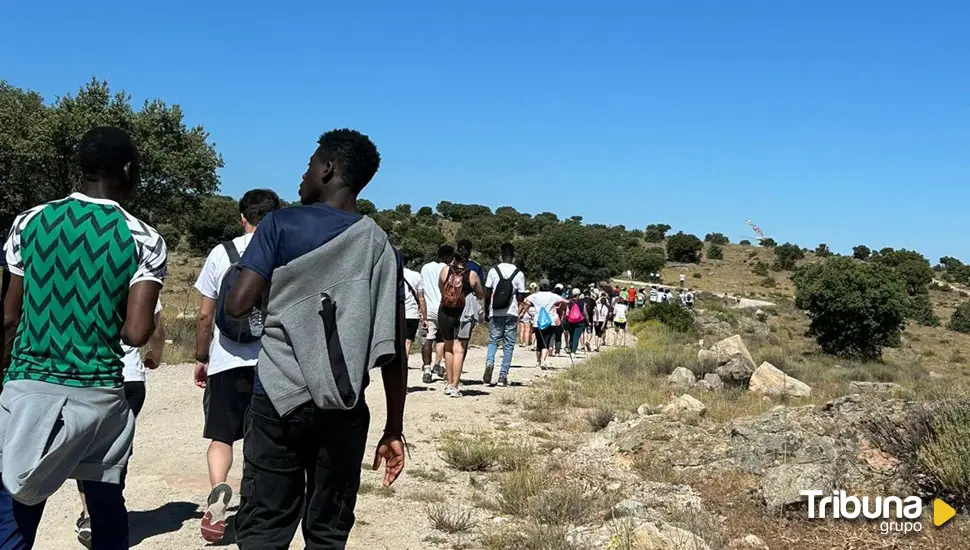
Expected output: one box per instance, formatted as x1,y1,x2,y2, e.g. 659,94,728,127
258,217,399,417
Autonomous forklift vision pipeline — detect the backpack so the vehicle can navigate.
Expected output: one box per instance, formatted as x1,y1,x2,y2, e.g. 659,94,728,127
491,267,519,310
214,241,265,344
441,265,467,309
566,301,584,323
536,307,553,330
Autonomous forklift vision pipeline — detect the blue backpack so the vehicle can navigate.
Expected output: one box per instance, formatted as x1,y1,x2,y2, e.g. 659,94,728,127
536,307,553,330
214,241,265,344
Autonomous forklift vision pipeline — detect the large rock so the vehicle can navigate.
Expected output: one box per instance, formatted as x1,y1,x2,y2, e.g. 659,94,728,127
700,335,757,386
608,499,649,519
749,362,812,397
662,394,707,422
761,462,836,512
634,521,712,550
698,373,724,392
728,534,770,550
667,367,696,387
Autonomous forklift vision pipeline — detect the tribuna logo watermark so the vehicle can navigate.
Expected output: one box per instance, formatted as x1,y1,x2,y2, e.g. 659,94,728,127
800,490,956,535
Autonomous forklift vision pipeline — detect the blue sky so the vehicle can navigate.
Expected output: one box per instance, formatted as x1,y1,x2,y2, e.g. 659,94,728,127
2,1,968,262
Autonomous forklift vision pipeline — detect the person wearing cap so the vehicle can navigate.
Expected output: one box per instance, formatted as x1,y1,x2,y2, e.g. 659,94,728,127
518,279,566,370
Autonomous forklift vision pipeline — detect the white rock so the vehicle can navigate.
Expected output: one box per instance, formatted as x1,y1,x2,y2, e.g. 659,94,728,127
749,361,812,397
667,367,696,387
661,394,707,421
728,534,769,549
635,521,712,550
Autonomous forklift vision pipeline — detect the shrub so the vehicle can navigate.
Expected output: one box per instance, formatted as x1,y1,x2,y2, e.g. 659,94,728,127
585,408,615,432
908,294,940,327
760,277,777,288
759,238,777,248
704,232,730,245
793,257,909,360
427,504,476,534
437,432,531,472
739,239,752,246
853,245,871,261
644,223,671,243
752,261,770,277
693,272,702,279
666,232,704,263
773,242,805,271
815,243,833,257
949,302,970,333
706,244,724,260
872,248,935,296
639,301,695,333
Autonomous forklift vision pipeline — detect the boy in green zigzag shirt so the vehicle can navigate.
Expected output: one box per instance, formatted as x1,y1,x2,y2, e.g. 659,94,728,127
0,127,167,549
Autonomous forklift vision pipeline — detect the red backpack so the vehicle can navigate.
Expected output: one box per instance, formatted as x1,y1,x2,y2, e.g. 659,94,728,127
441,265,467,309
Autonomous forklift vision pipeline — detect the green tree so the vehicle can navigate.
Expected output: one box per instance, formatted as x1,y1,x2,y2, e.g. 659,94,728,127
793,257,909,360
665,232,704,263
759,238,777,248
519,224,622,287
397,222,446,265
0,78,223,237
185,195,241,254
644,223,671,243
704,232,730,245
853,245,871,261
949,302,970,334
739,239,752,246
394,203,412,216
871,248,934,296
773,242,805,271
627,247,666,278
356,199,377,216
707,244,724,260
815,243,833,257
908,294,940,327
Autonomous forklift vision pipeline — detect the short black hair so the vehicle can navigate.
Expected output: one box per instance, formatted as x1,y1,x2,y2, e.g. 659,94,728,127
317,129,381,193
457,239,473,252
400,250,414,265
437,244,455,263
500,242,515,259
239,189,283,225
78,127,139,183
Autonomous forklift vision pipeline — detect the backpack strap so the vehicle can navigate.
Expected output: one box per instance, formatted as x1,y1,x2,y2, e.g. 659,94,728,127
222,241,241,264
403,277,418,301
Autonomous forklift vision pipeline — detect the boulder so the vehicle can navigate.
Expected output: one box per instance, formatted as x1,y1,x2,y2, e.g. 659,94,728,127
728,534,769,550
637,403,659,417
698,373,724,392
609,499,649,519
667,367,696,387
749,362,812,398
661,394,707,421
700,335,757,386
716,357,757,387
754,309,769,322
848,381,904,395
634,521,711,550
760,462,836,513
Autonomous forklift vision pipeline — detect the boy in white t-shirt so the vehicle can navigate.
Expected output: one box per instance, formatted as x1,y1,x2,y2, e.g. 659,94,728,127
483,243,527,386
192,189,281,543
419,245,454,384
400,251,426,357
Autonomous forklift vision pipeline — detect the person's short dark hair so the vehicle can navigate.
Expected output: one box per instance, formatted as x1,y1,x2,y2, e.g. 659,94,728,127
500,242,515,259
454,246,469,265
437,245,455,263
457,239,473,252
239,189,282,226
316,129,381,194
400,250,414,265
78,127,139,184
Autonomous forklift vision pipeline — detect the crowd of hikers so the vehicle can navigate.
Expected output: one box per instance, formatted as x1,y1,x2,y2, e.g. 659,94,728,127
0,124,699,550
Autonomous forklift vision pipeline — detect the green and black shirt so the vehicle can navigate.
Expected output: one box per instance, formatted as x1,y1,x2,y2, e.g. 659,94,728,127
3,193,167,387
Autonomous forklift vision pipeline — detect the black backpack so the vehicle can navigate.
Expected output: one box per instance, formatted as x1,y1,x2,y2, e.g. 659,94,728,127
491,267,520,310
215,241,265,344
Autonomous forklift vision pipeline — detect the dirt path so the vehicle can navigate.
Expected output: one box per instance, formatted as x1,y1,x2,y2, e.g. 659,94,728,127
32,344,585,549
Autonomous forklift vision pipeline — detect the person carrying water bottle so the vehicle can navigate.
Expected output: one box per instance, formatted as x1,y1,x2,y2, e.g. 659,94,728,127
518,279,566,370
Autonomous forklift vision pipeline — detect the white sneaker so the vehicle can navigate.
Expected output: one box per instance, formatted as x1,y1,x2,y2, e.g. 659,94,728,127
450,386,463,398
443,385,455,396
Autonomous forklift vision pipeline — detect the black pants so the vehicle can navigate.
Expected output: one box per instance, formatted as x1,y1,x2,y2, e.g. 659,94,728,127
236,392,370,549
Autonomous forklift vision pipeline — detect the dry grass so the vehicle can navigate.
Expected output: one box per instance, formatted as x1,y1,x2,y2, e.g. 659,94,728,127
427,504,476,534
585,407,616,431
437,431,533,472
358,480,395,498
410,467,449,483
480,524,586,550
409,488,447,503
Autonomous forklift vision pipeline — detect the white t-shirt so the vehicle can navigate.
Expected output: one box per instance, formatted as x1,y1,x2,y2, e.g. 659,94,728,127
594,303,609,323
402,268,423,320
420,262,444,320
194,233,261,376
122,299,163,382
485,263,527,317
526,291,565,327
614,303,629,323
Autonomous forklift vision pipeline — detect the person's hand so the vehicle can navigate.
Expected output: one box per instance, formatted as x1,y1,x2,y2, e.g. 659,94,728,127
194,362,208,388
372,434,406,487
421,318,428,329
143,357,160,370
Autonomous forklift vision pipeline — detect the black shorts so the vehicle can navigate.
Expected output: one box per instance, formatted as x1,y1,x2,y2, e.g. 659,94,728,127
125,381,147,417
437,306,463,342
534,327,557,351
204,366,256,445
614,321,627,330
594,322,606,337
405,319,419,341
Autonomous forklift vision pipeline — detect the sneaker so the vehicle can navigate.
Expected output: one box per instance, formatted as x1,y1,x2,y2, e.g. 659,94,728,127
75,514,92,549
422,367,432,384
201,482,233,543
432,364,445,381
483,365,494,385
496,376,509,387
449,386,463,398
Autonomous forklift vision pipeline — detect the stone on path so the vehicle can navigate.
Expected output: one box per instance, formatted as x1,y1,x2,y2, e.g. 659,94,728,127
748,362,812,398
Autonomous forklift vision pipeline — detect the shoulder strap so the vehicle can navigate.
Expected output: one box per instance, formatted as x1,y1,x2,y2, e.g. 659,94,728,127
508,268,520,282
495,267,508,281
403,277,418,300
222,241,241,264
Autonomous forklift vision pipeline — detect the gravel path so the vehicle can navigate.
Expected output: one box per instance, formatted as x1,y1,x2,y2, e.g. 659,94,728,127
32,344,585,549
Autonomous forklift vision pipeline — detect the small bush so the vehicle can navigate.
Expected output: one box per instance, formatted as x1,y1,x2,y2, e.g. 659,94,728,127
481,524,581,550
815,243,833,257
773,242,805,271
760,277,777,288
585,407,615,432
411,467,448,483
638,301,695,333
739,239,752,246
950,352,966,364
531,485,595,525
908,294,940,327
427,504,476,534
704,232,730,245
948,302,970,333
752,261,770,277
706,244,724,260
693,272,702,279
438,432,532,472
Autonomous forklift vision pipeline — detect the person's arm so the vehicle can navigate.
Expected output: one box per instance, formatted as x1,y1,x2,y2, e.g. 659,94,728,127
226,213,279,318
144,311,166,369
518,297,533,322
483,269,495,320
438,265,448,292
2,274,23,376
193,297,216,387
373,251,407,487
471,272,485,301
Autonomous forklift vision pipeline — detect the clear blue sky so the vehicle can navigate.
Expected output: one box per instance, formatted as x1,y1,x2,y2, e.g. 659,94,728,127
2,1,968,262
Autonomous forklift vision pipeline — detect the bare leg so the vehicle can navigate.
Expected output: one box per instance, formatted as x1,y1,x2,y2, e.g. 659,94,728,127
207,441,233,488
435,341,445,366
444,340,456,386
405,339,413,358
421,338,432,366
452,339,468,387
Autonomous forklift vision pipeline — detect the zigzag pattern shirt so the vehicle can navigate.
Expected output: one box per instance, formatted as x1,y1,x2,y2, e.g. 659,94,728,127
3,193,167,387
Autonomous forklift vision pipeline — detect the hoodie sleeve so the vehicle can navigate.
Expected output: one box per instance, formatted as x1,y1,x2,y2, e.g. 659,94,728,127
368,239,401,370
